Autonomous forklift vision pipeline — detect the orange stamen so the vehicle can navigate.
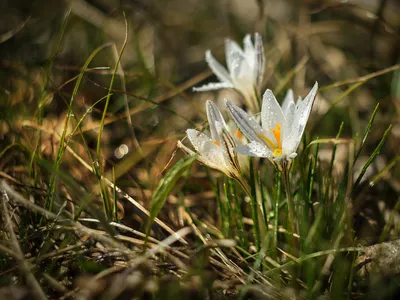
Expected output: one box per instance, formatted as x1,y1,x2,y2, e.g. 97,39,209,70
234,129,243,140
213,141,220,147
270,123,281,148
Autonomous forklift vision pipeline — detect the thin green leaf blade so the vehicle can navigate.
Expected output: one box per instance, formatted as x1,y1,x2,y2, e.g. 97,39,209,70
149,156,196,219
353,124,392,189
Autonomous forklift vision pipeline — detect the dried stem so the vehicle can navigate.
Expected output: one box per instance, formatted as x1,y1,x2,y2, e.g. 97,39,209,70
1,187,47,300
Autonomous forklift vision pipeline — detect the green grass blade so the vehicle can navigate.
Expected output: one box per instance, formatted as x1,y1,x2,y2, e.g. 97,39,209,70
308,142,319,206
29,9,71,179
147,156,195,230
329,122,344,177
311,82,364,133
369,155,400,187
94,18,129,219
249,158,261,251
45,42,112,212
223,181,234,238
272,170,281,260
353,124,392,190
258,171,269,234
228,178,246,247
354,103,380,163
265,247,363,275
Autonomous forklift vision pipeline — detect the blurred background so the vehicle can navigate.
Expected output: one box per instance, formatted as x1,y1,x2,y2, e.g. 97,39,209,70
1,1,400,298
0,0,399,236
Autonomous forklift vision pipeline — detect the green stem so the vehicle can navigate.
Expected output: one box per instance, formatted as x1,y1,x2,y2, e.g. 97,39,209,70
248,158,261,251
283,167,297,237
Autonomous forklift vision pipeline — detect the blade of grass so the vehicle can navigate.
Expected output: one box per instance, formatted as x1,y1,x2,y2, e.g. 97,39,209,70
265,247,363,275
369,155,399,187
272,170,281,260
354,103,380,163
224,180,234,238
311,81,364,134
1,188,47,300
258,171,269,235
45,42,112,212
94,16,129,218
29,9,71,186
78,70,210,134
320,63,400,91
146,156,196,235
249,158,261,251
274,55,309,96
324,122,344,203
112,167,118,222
353,124,392,190
217,178,228,237
228,178,247,248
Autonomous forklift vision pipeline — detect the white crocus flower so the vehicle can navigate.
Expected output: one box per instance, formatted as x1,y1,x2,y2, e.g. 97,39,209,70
178,100,245,183
193,33,265,113
226,82,318,171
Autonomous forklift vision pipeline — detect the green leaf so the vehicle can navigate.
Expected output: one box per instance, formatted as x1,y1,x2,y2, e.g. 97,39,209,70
354,103,380,163
353,124,392,190
149,156,196,220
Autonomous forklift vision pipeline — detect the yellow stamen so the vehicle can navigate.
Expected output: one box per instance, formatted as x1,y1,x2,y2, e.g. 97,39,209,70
257,123,283,158
273,148,282,157
257,134,277,150
270,123,281,148
213,141,220,147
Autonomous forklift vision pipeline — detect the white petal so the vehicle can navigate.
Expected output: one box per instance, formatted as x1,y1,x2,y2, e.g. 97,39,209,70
177,140,196,156
243,34,255,57
193,82,233,92
282,89,295,146
178,140,219,170
223,38,254,97
205,50,232,84
299,82,318,126
206,100,228,142
283,82,318,153
261,89,285,144
235,141,272,158
201,141,229,170
282,101,295,149
261,89,285,129
225,100,265,143
225,39,245,74
296,82,318,133
186,129,229,171
281,89,294,116
229,55,253,90
253,32,265,88
186,129,212,153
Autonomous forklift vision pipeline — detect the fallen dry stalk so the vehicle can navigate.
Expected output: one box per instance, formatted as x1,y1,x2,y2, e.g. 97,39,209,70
0,187,47,300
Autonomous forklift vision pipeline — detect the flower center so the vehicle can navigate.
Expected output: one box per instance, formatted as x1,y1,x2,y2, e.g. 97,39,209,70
257,123,282,157
213,141,220,147
273,148,282,157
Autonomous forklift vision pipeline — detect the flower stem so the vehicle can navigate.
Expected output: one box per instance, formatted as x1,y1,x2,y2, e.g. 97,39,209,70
282,167,297,238
247,158,261,251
